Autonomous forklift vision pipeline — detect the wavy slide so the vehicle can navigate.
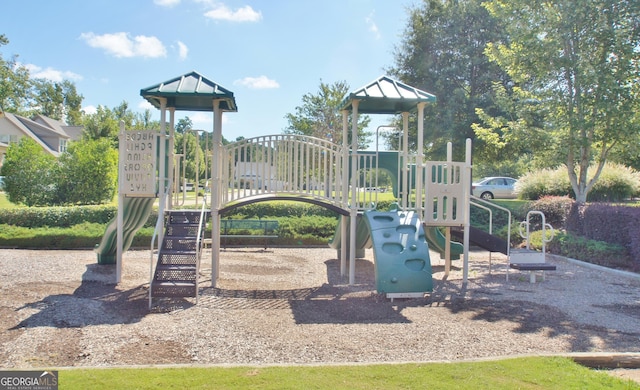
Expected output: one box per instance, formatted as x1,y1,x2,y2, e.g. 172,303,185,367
328,214,372,258
424,226,464,260
363,210,433,294
95,197,155,264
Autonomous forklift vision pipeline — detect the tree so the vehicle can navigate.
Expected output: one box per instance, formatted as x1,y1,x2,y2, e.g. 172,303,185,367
175,117,193,134
31,79,83,124
0,35,31,114
0,138,58,206
56,138,118,205
388,0,511,161
285,80,372,149
175,131,205,184
478,0,640,203
81,105,119,141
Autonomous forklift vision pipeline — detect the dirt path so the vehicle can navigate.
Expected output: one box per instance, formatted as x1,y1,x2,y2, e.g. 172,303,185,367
0,247,639,382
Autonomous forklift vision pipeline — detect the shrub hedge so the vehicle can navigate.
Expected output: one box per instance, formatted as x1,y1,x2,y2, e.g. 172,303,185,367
0,205,158,228
517,163,640,201
1,198,639,272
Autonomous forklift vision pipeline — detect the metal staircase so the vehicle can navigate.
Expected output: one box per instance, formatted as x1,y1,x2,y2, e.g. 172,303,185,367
149,208,208,307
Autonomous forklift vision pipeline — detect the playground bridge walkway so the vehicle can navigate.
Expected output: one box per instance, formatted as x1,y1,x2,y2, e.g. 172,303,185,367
217,134,469,229
219,134,357,213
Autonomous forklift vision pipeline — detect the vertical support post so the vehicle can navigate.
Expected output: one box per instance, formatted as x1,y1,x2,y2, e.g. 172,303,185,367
158,99,167,203
462,138,472,285
401,112,409,209
340,111,349,277
116,121,125,284
340,214,348,276
349,100,359,285
444,142,452,277
211,100,223,287
416,103,426,219
167,107,175,211
157,100,167,246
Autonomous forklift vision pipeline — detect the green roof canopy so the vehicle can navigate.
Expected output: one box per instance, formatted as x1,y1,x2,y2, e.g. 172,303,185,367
140,71,237,112
340,76,436,114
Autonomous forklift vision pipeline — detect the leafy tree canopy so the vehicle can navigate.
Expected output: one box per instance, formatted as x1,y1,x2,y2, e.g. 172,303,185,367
284,80,372,149
0,138,58,206
1,35,83,124
387,0,510,161
56,138,118,204
0,34,31,114
477,0,640,203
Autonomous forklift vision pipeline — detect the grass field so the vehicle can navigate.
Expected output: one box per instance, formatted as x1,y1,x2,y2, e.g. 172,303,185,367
59,357,637,389
0,192,16,209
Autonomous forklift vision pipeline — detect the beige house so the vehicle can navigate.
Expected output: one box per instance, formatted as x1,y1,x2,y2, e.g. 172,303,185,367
0,111,83,169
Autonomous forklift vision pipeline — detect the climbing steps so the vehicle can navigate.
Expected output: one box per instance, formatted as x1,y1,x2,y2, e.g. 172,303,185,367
150,210,209,300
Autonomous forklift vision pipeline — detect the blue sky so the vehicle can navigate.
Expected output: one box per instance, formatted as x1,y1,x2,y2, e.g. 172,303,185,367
3,0,417,143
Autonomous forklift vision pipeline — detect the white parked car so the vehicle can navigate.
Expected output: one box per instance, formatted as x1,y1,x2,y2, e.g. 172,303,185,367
472,177,518,199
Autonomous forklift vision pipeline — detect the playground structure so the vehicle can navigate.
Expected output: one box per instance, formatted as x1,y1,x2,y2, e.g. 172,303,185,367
95,71,520,305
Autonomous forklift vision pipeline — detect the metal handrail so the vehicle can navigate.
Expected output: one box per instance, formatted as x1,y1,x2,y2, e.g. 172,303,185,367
194,196,208,304
469,196,512,273
519,210,555,254
149,180,171,310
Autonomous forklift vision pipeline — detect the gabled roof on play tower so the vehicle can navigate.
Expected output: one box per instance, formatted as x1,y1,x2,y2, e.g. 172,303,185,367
140,70,238,112
340,75,436,114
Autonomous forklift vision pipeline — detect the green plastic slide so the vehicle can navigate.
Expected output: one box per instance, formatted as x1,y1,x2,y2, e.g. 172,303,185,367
94,197,155,264
328,214,372,258
424,226,463,260
363,210,433,294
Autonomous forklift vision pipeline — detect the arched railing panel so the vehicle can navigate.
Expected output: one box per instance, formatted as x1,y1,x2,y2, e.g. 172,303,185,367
221,135,347,210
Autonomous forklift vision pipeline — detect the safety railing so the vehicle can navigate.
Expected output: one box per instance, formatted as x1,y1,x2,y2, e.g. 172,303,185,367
221,134,347,208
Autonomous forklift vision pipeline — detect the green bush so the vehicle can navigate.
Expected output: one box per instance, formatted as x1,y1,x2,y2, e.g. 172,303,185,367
0,205,159,228
517,163,640,201
224,201,338,219
587,163,640,201
516,168,571,199
56,138,118,205
276,216,337,241
544,231,632,270
527,196,573,228
0,138,58,206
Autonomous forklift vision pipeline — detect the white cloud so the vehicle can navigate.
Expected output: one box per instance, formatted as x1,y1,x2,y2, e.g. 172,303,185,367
365,11,381,40
187,112,229,127
82,105,97,115
154,0,180,7
24,64,82,82
79,32,167,58
138,100,154,111
177,41,189,60
234,75,279,89
204,4,262,22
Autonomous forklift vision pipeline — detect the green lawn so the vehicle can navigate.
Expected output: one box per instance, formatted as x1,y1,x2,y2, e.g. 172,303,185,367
0,192,17,209
59,357,637,389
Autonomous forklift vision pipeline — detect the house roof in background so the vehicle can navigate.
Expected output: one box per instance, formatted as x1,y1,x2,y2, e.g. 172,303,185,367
0,112,81,156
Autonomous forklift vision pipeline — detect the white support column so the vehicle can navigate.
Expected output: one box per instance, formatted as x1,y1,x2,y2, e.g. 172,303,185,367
445,142,453,277
349,100,359,285
401,112,409,209
158,100,167,201
167,107,175,211
211,100,223,287
462,138,472,285
340,110,349,277
116,121,125,284
158,99,167,246
416,103,426,219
